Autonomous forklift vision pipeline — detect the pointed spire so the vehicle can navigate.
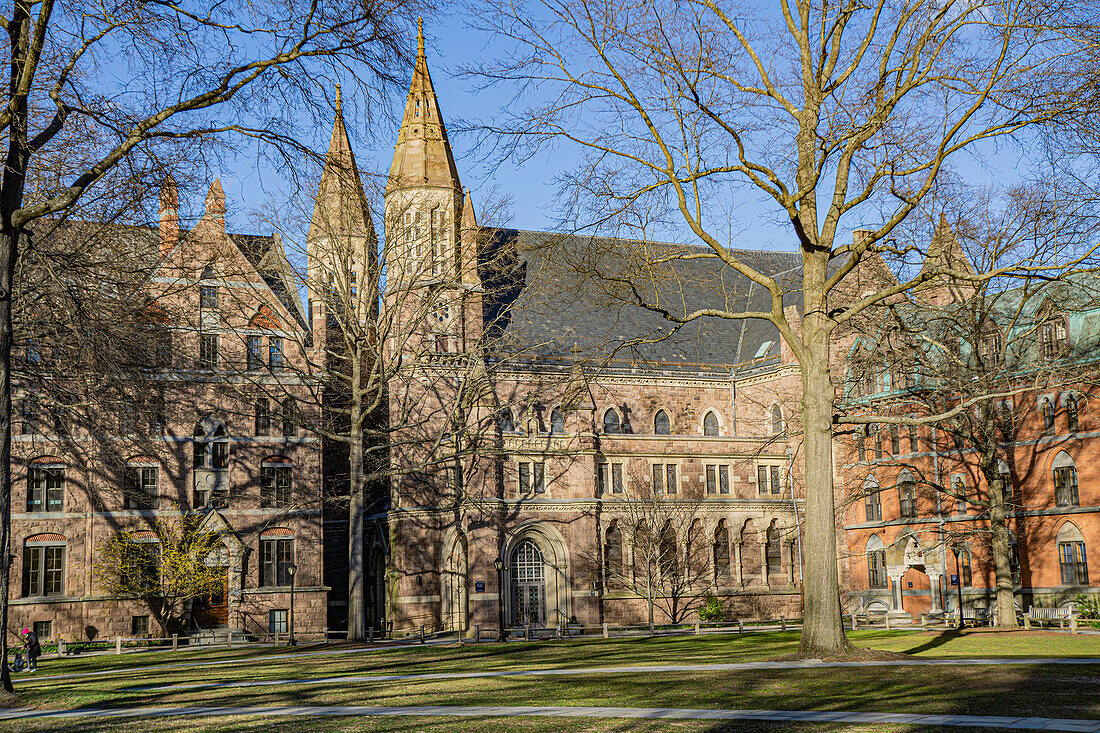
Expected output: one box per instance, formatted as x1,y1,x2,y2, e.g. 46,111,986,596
308,88,375,242
387,20,462,193
204,179,225,233
461,188,477,229
920,213,973,278
417,17,424,58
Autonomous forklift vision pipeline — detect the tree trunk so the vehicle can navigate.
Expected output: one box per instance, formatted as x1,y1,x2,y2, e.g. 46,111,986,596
347,357,366,640
0,228,15,693
796,273,851,658
988,472,1018,628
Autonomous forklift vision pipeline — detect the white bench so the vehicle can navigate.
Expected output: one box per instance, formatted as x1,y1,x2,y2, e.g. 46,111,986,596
1023,606,1078,632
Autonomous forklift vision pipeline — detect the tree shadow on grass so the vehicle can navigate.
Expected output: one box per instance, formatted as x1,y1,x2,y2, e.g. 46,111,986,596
896,628,961,655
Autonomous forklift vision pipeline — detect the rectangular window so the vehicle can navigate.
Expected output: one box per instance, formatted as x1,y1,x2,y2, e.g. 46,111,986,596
653,464,664,493
260,539,293,587
27,466,63,513
1060,541,1089,585
247,336,262,370
131,615,150,637
598,462,623,495
770,465,782,495
718,465,730,495
200,285,218,310
757,465,768,494
269,339,283,369
518,462,530,493
23,546,64,597
533,462,545,494
899,485,916,518
1054,466,1080,507
211,442,229,469
255,399,271,437
260,465,292,508
666,464,677,494
34,620,52,640
865,490,882,522
282,400,298,437
653,464,677,494
868,550,887,588
953,478,967,516
856,429,866,462
124,466,158,510
889,426,900,455
907,425,918,453
269,609,289,635
199,334,218,369
156,333,173,369
706,465,716,495
21,396,40,435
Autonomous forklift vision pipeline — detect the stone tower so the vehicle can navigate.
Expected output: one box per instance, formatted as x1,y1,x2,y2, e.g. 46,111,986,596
307,84,379,348
384,20,481,356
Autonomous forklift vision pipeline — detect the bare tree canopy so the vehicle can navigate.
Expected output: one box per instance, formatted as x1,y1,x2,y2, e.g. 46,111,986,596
468,0,1100,656
0,0,430,691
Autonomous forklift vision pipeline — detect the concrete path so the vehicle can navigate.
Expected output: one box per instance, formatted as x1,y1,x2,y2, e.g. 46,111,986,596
129,657,1100,693
1,704,1098,731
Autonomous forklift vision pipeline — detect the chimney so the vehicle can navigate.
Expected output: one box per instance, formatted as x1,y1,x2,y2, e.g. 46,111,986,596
158,175,179,257
204,178,226,233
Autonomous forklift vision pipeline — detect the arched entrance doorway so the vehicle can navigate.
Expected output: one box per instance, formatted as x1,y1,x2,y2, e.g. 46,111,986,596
510,539,547,626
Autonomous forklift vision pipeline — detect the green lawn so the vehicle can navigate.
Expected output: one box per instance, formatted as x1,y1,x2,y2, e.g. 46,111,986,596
3,629,1099,732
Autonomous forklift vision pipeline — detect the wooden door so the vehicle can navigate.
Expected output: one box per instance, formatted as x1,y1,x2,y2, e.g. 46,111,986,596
193,568,228,627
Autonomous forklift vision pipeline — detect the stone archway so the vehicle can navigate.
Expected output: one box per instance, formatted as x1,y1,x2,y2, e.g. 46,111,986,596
883,533,945,615
502,523,571,628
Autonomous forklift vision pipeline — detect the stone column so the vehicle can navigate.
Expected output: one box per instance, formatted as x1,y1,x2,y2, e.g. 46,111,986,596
886,567,906,611
734,541,744,587
927,572,943,612
761,540,770,588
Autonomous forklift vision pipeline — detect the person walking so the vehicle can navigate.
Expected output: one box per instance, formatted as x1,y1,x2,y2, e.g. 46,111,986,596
21,628,40,672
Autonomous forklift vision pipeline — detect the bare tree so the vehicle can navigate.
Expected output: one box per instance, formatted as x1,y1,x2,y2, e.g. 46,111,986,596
0,0,433,688
844,194,1100,628
597,467,709,629
471,0,1100,655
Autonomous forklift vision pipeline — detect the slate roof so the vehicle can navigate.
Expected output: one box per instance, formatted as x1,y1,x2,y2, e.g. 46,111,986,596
229,232,308,330
480,229,803,374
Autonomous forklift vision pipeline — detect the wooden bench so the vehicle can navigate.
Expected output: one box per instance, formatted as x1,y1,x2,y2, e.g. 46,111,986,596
1023,606,1078,632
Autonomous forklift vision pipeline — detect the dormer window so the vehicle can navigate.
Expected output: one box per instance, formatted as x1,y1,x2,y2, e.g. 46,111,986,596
1040,317,1068,359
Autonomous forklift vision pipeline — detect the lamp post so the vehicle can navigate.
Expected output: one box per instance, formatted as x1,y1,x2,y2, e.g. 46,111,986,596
494,558,505,642
950,547,964,631
286,562,297,646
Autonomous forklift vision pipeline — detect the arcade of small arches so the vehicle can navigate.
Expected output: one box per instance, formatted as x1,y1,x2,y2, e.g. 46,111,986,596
438,516,800,631
495,404,786,439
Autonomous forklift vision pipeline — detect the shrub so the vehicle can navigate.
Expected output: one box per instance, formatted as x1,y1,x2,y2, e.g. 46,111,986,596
699,593,725,622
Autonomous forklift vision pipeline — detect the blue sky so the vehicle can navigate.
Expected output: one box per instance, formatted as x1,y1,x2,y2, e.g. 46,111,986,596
211,11,1038,259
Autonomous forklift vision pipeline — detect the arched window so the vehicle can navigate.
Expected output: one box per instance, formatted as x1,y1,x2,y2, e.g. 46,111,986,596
898,469,917,518
1042,397,1055,431
770,405,783,435
654,409,670,435
22,533,66,597
603,407,621,434
958,547,973,587
499,408,515,434
765,522,782,575
1067,395,1082,433
1057,522,1089,586
866,534,886,589
659,525,678,581
549,407,565,434
863,476,881,522
604,523,623,588
740,519,759,582
1053,451,1079,507
714,522,731,579
703,411,719,437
